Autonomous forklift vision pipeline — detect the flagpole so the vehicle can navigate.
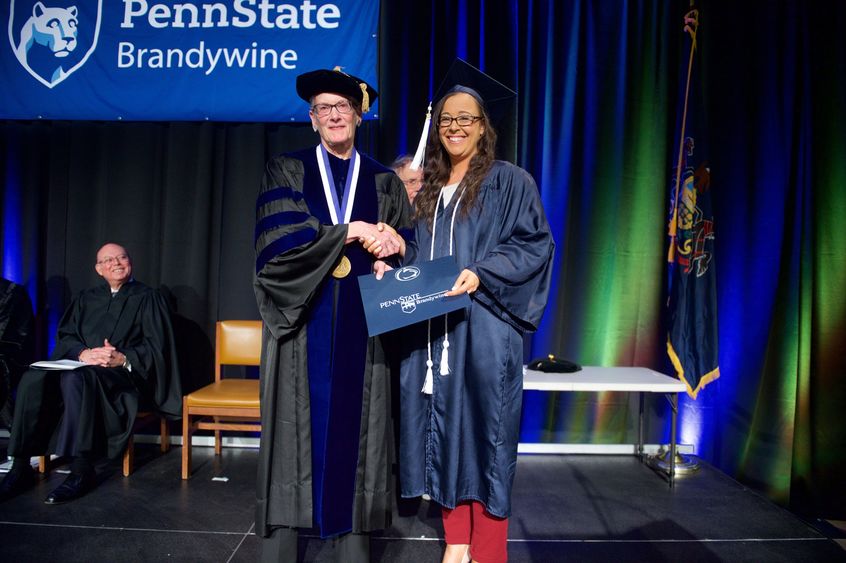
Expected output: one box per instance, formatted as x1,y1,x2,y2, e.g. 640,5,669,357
668,9,699,264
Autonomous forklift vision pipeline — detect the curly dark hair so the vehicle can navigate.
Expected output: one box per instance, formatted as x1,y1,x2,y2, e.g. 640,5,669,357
413,89,498,227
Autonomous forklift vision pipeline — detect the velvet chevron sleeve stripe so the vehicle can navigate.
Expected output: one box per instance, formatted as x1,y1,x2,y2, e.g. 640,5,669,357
254,156,322,274
256,186,305,208
254,211,312,240
255,228,318,274
254,206,316,274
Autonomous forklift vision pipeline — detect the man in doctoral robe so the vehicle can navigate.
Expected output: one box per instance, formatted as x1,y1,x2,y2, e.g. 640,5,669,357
254,68,411,562
0,243,181,504
0,277,35,428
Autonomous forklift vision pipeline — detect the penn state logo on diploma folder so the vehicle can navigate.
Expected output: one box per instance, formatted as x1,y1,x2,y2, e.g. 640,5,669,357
358,257,471,337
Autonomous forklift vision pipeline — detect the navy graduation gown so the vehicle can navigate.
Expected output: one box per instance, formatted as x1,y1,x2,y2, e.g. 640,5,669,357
253,146,411,538
399,161,555,518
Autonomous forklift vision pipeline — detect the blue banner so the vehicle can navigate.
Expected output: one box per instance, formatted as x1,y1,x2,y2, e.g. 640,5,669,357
1,0,378,121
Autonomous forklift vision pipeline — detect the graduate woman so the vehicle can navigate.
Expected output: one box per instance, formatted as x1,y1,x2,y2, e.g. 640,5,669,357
374,82,555,562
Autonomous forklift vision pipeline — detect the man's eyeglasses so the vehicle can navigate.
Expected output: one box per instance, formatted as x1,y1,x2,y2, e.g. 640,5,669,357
97,254,129,266
438,114,482,128
401,177,423,187
312,100,354,117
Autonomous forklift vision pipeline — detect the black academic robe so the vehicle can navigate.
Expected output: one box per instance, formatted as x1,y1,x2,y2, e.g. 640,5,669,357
254,146,411,538
399,161,555,518
0,278,35,422
8,280,182,460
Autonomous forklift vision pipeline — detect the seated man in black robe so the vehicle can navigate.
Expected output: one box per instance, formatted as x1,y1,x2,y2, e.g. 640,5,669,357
0,277,35,428
0,243,181,504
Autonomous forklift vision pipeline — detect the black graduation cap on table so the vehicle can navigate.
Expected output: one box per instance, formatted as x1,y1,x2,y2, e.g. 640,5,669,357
527,354,582,373
410,59,518,169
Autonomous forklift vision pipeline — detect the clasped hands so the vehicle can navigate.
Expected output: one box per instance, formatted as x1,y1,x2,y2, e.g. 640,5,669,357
355,222,480,295
78,338,126,368
347,221,404,260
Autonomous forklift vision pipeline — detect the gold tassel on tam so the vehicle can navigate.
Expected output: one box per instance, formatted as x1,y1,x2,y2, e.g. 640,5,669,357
330,65,370,114
359,83,370,113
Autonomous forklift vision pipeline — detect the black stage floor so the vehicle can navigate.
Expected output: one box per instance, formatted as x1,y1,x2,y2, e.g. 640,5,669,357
0,441,843,562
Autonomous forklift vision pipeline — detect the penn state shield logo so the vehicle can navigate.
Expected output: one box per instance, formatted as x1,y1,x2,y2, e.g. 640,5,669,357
8,0,102,88
395,266,421,282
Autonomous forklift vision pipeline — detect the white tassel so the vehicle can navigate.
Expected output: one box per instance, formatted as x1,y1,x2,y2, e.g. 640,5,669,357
410,102,432,171
436,190,463,378
423,319,434,394
422,359,434,394
439,335,450,375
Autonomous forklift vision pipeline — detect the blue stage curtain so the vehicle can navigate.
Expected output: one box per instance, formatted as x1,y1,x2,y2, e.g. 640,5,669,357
381,0,846,518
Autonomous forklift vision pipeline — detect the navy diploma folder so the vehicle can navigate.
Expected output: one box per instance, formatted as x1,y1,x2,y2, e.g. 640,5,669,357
357,257,471,336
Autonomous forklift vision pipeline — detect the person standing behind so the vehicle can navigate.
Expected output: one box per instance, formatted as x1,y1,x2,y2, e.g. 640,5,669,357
391,154,424,204
253,67,411,563
0,243,182,504
375,85,554,563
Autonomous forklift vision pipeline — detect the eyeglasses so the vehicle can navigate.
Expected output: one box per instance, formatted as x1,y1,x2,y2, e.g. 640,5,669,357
438,114,482,128
400,177,423,187
311,100,354,117
97,254,129,266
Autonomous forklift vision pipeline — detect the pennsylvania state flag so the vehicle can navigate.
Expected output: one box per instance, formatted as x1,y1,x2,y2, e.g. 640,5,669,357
667,7,720,399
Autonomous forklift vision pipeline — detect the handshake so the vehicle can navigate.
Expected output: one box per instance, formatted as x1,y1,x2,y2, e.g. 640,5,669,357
347,221,404,260
345,220,479,290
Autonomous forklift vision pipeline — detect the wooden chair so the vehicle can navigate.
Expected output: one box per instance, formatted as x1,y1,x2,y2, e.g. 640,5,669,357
181,320,262,479
38,411,169,477
122,412,170,476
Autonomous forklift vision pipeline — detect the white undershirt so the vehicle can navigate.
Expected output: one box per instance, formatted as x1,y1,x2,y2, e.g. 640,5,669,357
441,182,460,206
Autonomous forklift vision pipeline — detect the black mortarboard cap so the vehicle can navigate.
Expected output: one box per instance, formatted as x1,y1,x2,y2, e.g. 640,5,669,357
433,59,518,162
296,67,378,113
527,354,582,373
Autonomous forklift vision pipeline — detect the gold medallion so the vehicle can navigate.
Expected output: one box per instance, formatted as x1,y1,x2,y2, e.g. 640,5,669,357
332,255,352,279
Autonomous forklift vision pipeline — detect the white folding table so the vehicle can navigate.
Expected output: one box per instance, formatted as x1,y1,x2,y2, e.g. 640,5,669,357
522,366,687,487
